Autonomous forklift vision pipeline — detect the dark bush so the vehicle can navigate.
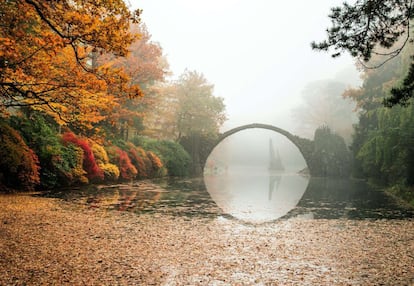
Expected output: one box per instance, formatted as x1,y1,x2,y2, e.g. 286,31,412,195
0,121,40,191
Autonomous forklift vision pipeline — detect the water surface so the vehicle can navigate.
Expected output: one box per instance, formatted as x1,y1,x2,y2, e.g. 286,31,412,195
41,175,414,223
204,166,310,223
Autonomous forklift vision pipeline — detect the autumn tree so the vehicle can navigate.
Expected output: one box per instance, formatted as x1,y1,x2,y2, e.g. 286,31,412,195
143,71,226,143
143,82,180,140
97,24,168,139
108,24,167,88
0,0,141,130
142,70,226,175
312,0,414,106
175,71,226,139
173,71,226,175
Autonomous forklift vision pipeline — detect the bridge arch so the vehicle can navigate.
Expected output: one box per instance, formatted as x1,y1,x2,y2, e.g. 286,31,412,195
207,123,313,173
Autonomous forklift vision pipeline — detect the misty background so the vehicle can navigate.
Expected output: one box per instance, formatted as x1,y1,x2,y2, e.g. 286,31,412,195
208,129,306,173
129,0,361,137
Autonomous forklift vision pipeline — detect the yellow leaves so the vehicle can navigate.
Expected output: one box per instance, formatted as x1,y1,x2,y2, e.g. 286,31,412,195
31,37,46,48
1,0,144,131
129,85,144,98
64,11,93,25
0,37,16,57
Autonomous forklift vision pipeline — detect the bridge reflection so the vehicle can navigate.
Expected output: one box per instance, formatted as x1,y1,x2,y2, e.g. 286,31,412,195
204,166,309,224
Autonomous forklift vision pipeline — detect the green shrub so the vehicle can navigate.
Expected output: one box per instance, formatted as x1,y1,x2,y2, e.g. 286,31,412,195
132,136,191,177
9,113,63,187
60,143,89,185
8,112,90,187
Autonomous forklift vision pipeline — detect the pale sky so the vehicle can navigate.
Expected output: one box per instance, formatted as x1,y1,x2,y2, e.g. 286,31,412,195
128,1,361,133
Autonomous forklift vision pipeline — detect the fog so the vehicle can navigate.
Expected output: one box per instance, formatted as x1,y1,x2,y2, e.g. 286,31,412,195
129,0,361,135
204,128,309,223
207,129,306,173
126,1,360,221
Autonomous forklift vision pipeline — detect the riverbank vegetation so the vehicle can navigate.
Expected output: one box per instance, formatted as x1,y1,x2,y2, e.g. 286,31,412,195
0,0,225,192
0,111,192,192
313,0,414,206
297,67,414,204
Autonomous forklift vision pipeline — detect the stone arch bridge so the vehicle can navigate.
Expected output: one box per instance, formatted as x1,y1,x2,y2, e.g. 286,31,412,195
207,123,315,175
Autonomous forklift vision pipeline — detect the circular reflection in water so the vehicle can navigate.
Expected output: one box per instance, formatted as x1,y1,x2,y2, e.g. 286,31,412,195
203,129,310,223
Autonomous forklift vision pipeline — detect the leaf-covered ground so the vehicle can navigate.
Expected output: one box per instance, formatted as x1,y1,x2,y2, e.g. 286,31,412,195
0,194,413,285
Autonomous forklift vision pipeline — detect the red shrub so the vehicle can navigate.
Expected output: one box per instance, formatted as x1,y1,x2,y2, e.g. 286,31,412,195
136,146,152,176
115,148,137,180
126,143,146,178
62,132,104,181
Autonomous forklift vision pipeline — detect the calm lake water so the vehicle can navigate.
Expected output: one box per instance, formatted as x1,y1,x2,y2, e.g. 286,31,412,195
40,129,413,224
42,169,414,224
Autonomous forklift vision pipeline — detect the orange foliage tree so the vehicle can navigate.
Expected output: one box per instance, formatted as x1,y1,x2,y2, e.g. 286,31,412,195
111,24,167,87
0,0,142,131
97,24,168,139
